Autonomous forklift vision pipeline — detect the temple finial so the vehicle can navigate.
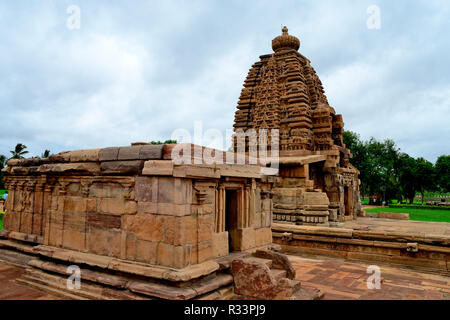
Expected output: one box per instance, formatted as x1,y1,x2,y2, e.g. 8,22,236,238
272,26,300,52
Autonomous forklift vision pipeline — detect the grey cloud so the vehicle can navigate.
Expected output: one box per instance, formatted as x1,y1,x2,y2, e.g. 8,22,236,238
0,0,448,161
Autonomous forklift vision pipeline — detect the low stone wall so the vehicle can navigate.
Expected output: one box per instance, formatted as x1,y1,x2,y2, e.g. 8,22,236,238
365,212,410,220
378,212,410,220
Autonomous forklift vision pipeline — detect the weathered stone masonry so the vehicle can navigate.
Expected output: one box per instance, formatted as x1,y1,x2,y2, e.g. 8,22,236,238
233,27,362,226
3,144,273,270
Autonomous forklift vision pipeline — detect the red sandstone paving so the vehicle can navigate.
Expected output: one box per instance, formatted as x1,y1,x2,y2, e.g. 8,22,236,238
288,255,450,300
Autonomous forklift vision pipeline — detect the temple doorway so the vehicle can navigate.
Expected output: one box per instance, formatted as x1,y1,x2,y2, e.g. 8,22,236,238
225,189,239,252
344,186,352,216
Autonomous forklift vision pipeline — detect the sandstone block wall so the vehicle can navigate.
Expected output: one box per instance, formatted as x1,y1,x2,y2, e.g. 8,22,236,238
3,144,274,270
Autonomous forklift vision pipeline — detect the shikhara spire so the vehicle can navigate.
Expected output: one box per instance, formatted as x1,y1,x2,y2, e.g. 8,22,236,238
234,27,346,154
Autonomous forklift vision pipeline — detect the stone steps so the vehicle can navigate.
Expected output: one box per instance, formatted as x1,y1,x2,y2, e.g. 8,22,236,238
18,270,106,300
17,257,235,300
17,278,88,300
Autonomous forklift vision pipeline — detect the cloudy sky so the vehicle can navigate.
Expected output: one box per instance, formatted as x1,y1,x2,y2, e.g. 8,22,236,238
0,0,449,162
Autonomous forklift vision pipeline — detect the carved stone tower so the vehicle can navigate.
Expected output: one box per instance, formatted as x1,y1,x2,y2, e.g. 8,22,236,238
233,27,362,225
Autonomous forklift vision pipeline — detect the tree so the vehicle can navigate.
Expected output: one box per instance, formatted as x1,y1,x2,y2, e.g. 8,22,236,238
150,140,177,145
343,131,370,196
435,155,450,193
398,154,418,204
10,143,29,159
415,157,436,203
41,150,51,158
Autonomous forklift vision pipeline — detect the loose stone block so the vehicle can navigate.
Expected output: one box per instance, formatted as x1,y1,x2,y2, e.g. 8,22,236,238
99,147,119,161
100,160,144,175
118,146,141,160
139,145,164,160
69,149,100,162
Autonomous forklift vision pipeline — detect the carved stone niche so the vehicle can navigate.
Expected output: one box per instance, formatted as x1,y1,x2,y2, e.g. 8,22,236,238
194,181,215,205
195,189,209,204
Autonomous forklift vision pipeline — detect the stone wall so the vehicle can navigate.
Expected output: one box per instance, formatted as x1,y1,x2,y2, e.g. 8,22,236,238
3,144,274,270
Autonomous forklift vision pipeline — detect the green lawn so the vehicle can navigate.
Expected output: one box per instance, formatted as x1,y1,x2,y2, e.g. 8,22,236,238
364,207,450,223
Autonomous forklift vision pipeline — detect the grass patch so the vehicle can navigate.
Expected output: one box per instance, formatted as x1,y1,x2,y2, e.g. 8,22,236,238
0,212,3,230
364,207,450,223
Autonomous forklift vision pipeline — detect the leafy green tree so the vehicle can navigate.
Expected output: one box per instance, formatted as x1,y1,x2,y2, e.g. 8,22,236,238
344,131,445,205
344,132,401,201
415,157,436,203
10,143,29,159
150,140,177,145
398,154,418,204
435,155,450,193
343,131,370,196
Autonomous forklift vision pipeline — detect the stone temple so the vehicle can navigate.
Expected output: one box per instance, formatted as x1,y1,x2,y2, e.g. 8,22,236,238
233,27,362,226
2,28,446,301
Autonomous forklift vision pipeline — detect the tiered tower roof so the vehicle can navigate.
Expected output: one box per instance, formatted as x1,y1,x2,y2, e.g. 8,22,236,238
233,27,347,156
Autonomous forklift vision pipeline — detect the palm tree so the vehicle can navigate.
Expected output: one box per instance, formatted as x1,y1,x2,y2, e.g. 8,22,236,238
41,150,51,158
10,143,29,159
